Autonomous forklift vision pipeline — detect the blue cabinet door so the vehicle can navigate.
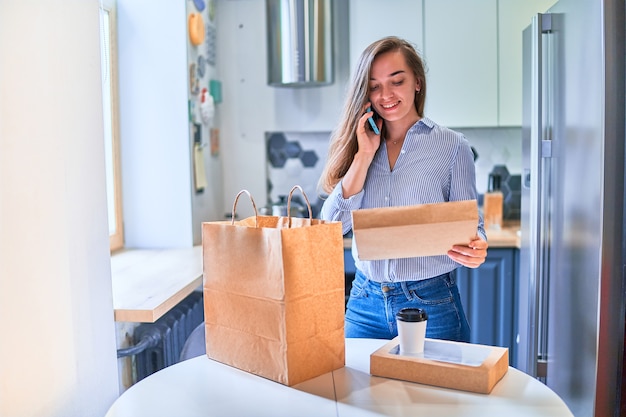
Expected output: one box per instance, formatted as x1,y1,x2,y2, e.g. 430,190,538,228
455,248,519,367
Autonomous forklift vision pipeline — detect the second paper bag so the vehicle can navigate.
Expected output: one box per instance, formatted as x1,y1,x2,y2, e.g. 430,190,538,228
202,188,345,386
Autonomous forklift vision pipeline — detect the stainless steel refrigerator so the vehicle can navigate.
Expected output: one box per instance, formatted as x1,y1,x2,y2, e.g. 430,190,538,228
518,1,625,416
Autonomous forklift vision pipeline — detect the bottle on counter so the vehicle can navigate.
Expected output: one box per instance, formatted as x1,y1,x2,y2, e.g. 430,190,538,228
483,174,503,230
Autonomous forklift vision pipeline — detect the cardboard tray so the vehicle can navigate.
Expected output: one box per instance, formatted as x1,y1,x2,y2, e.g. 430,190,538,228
370,337,508,394
351,200,478,260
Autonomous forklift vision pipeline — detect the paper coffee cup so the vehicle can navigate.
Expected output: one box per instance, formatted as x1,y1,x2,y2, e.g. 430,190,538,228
396,308,428,354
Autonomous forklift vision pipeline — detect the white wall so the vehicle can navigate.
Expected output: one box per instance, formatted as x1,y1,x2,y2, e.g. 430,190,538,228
0,2,119,416
216,0,350,217
117,1,195,247
117,0,224,247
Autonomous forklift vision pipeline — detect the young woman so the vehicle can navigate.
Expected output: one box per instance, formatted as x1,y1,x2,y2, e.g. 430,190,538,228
318,36,488,342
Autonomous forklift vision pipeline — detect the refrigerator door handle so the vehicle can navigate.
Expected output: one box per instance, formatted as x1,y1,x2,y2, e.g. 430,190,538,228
525,12,553,379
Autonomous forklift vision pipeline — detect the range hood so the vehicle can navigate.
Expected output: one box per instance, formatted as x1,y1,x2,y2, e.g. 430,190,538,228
266,0,333,87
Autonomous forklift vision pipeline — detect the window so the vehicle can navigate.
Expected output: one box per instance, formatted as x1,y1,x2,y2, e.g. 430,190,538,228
100,1,124,251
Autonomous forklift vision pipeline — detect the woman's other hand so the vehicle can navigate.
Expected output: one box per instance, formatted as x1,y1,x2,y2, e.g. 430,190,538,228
447,237,488,268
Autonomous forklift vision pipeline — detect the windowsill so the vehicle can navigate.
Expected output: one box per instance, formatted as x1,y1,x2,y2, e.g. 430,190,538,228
110,246,203,323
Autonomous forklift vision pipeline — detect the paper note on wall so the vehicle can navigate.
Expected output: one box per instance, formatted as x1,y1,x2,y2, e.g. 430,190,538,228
194,143,208,192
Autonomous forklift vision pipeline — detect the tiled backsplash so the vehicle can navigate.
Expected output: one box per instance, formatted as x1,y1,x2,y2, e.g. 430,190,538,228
266,127,522,219
457,127,522,220
266,132,330,218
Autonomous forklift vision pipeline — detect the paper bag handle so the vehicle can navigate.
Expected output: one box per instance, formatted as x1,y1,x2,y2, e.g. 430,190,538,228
287,185,313,227
231,189,258,227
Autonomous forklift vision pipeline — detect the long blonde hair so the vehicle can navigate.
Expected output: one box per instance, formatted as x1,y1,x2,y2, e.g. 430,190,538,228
318,37,427,194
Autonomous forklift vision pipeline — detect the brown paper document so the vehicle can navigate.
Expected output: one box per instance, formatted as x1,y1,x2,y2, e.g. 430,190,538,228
352,200,478,260
193,143,208,192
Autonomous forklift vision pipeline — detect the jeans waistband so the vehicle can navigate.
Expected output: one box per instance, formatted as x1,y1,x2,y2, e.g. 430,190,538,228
354,269,454,297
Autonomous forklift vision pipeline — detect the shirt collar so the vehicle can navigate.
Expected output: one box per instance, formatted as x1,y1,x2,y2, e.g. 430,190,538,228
410,117,436,131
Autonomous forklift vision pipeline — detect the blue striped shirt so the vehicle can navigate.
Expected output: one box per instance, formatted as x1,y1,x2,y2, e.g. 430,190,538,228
321,117,486,282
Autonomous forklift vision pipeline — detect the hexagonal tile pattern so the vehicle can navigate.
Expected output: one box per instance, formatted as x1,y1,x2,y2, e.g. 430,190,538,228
265,132,330,218
284,141,302,158
267,132,287,150
268,148,287,168
300,150,319,167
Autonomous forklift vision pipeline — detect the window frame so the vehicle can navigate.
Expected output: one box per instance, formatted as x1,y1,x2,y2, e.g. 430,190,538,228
100,0,124,252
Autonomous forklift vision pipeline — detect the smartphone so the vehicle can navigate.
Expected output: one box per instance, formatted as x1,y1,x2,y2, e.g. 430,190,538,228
366,106,380,135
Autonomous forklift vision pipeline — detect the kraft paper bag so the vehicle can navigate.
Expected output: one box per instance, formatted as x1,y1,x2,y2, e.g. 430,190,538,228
202,186,345,386
352,200,479,261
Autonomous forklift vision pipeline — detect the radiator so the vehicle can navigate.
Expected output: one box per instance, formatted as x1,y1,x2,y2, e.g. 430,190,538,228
132,290,204,381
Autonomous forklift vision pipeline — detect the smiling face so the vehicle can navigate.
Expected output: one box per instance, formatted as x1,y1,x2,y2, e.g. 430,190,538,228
369,51,421,128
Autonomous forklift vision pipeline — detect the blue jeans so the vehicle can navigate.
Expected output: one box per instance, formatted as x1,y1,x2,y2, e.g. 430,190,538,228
345,269,470,342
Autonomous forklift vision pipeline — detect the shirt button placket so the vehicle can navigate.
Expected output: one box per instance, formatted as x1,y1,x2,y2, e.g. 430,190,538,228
382,284,395,334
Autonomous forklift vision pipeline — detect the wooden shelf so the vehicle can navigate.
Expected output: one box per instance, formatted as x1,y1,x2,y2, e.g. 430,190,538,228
111,246,202,323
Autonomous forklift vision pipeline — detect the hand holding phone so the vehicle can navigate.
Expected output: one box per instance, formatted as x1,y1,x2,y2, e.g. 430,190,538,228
366,106,380,135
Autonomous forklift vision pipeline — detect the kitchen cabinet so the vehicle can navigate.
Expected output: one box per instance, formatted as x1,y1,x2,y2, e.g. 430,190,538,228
425,0,557,127
423,0,498,127
348,0,557,127
498,0,558,125
455,247,520,366
348,0,423,71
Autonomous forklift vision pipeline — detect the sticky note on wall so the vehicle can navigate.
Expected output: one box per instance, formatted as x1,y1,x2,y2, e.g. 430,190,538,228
209,79,222,103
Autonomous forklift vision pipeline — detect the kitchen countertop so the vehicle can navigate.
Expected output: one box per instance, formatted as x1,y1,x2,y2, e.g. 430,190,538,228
484,221,521,248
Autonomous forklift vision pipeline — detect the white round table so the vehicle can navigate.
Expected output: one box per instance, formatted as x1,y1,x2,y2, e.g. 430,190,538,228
106,338,573,417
